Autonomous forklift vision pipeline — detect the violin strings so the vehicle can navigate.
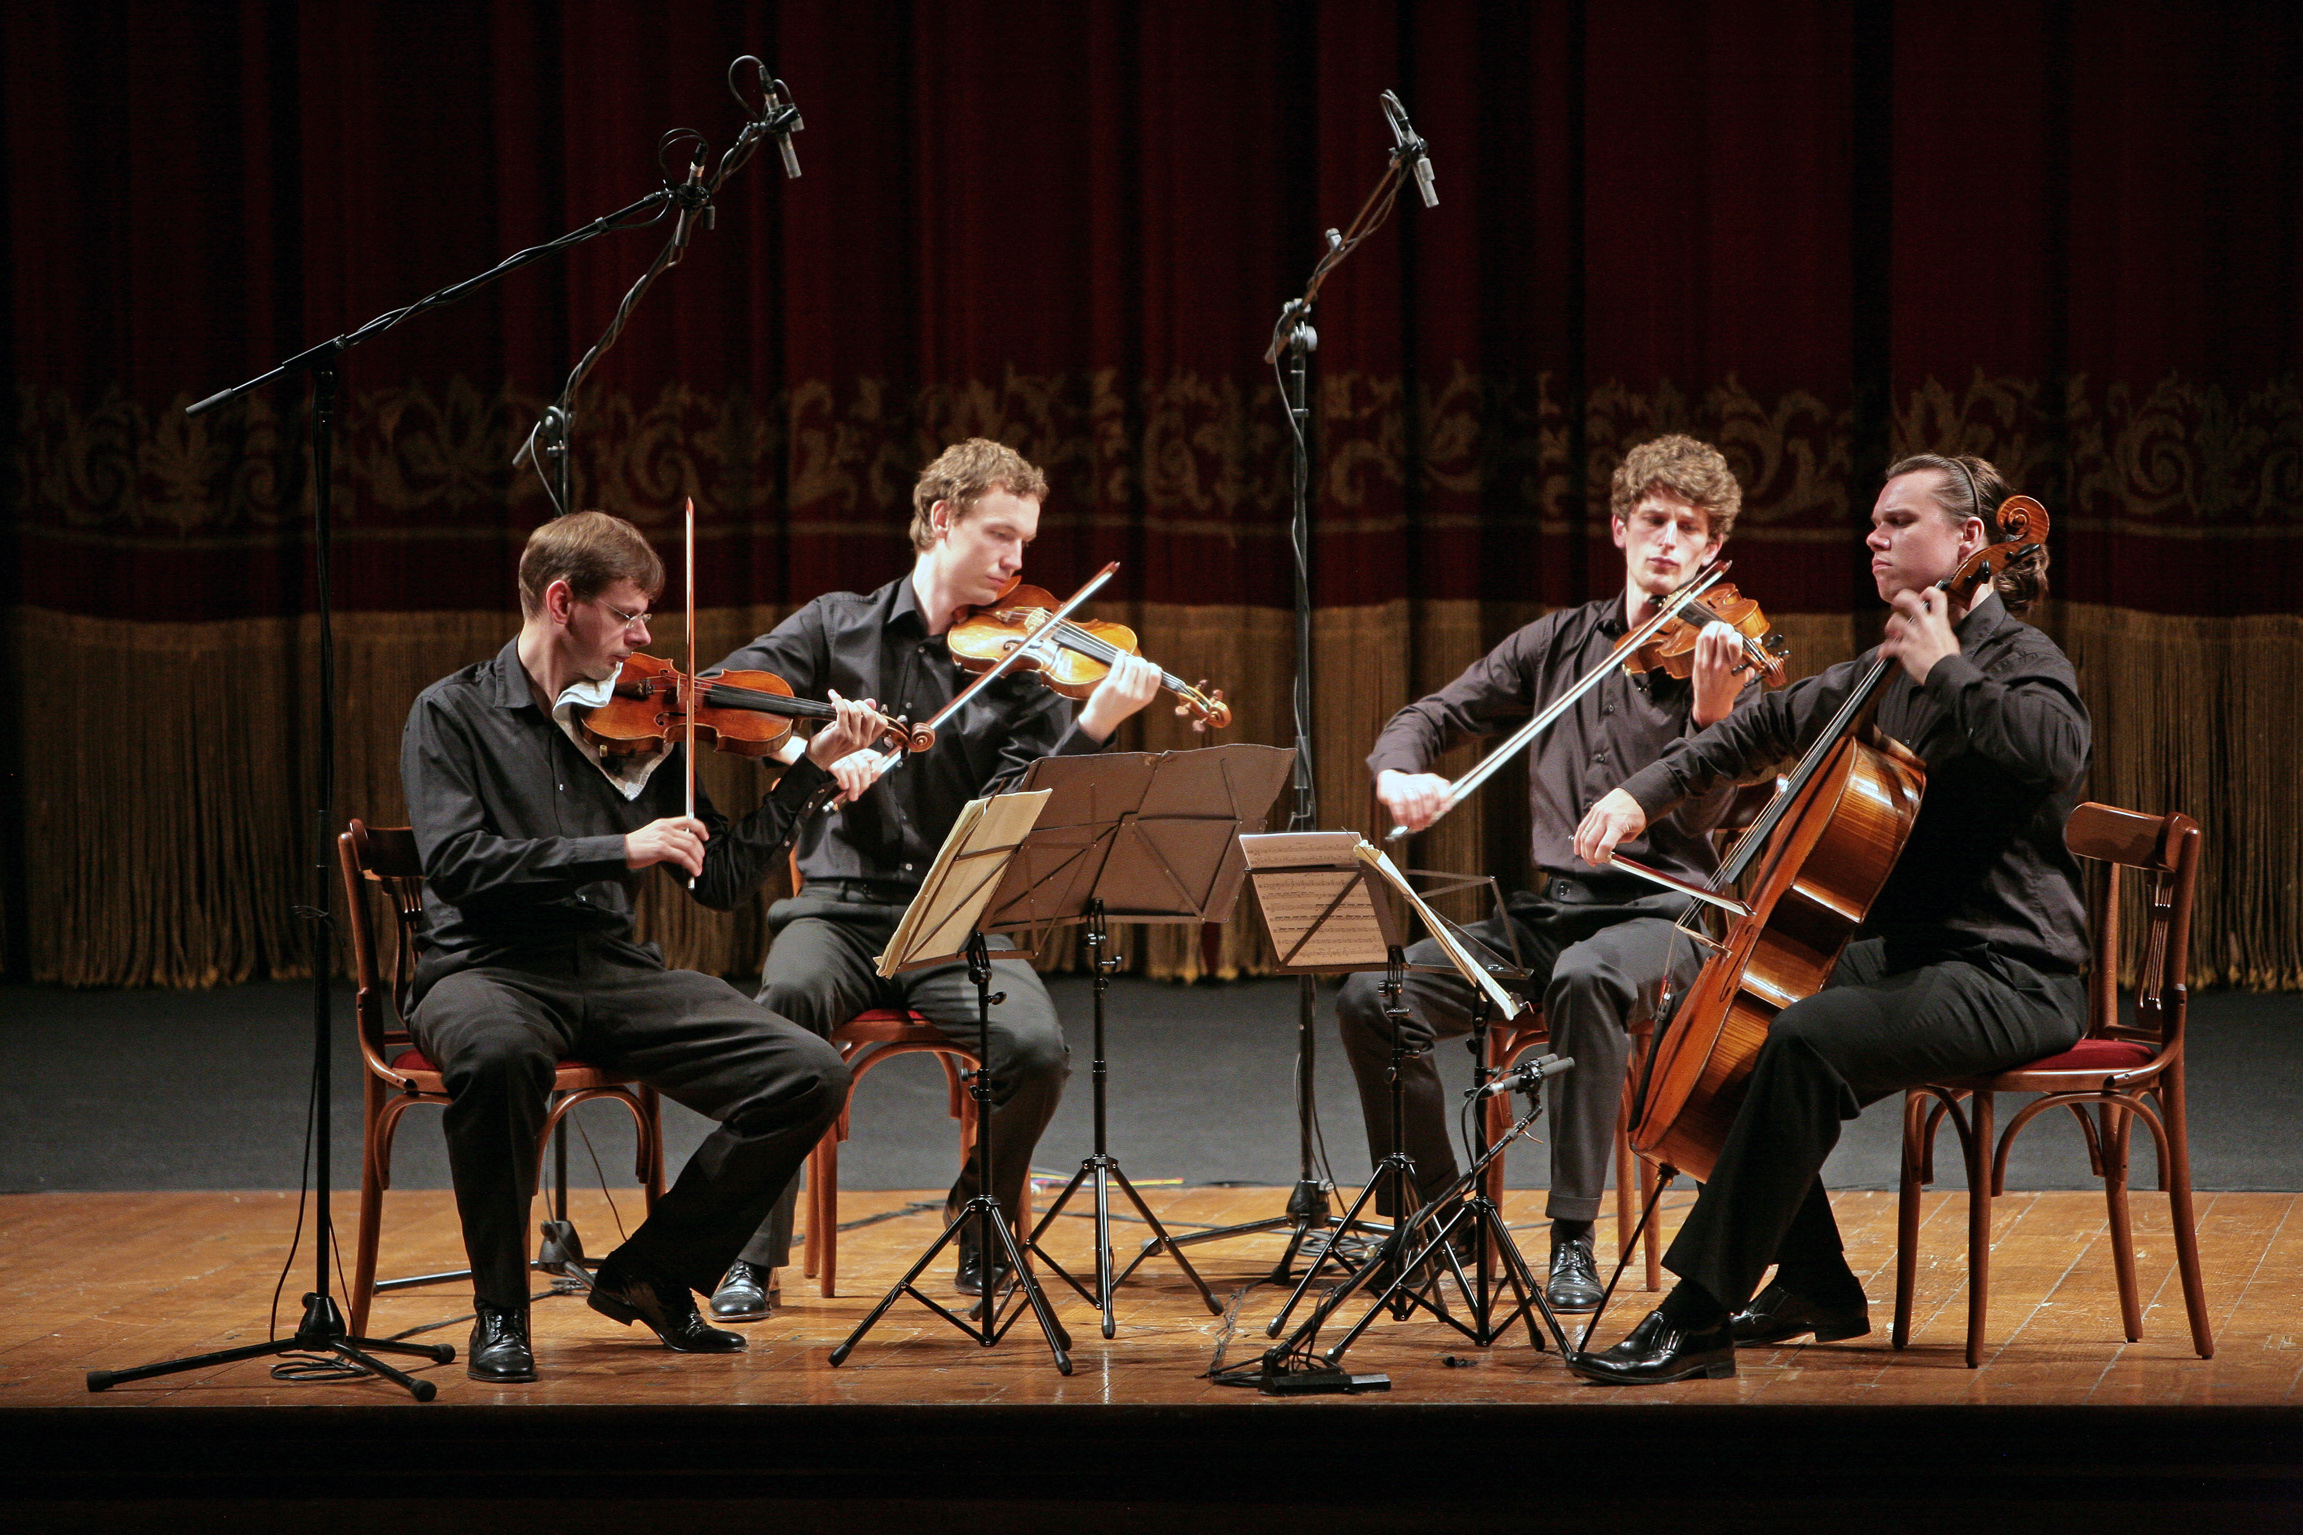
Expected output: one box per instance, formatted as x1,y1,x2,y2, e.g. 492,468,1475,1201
1010,612,1203,704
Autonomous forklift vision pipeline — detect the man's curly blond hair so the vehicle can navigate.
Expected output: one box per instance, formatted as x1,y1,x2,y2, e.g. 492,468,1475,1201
1607,434,1741,541
909,438,1051,550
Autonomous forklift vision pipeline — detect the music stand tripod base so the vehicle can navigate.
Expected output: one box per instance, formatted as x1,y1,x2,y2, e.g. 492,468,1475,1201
828,789,1075,1374
983,746,1291,1337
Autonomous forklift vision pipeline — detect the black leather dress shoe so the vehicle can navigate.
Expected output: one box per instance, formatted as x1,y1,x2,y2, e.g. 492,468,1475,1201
588,1259,747,1353
1729,1281,1871,1346
954,1242,1011,1298
467,1302,537,1384
1568,1309,1736,1385
708,1260,778,1322
1546,1231,1605,1314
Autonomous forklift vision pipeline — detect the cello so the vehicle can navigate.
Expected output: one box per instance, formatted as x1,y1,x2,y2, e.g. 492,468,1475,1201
1618,495,2051,1182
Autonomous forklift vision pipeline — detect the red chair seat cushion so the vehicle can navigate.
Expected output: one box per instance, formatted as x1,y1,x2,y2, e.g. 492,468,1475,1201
2006,1037,2155,1075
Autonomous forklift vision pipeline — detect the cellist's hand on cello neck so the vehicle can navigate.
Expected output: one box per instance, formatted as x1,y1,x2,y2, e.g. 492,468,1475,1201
1573,789,1648,868
1880,585,1962,685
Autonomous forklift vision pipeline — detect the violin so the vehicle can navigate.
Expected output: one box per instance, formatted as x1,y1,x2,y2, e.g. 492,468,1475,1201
1620,496,2051,1183
575,651,934,761
947,575,1233,731
1618,580,1790,689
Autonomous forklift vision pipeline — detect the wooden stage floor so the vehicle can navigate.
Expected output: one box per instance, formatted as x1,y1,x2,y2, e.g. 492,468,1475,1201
5,1185,2301,1529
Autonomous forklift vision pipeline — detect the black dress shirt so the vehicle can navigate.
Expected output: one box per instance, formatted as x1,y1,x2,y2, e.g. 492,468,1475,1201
1366,595,1739,896
712,575,1103,894
401,637,832,980
1618,592,2091,974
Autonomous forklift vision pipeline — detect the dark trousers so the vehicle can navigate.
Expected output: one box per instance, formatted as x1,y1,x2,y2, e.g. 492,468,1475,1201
736,896,1071,1269
1335,884,1699,1221
409,944,850,1312
1664,937,2085,1310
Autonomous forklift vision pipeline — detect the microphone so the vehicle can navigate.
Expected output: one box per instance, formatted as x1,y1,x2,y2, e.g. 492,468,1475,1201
1380,90,1437,209
759,67,804,178
671,153,708,251
1475,1052,1575,1098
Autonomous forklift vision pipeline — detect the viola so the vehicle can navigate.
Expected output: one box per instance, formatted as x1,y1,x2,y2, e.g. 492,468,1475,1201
1618,580,1790,690
947,576,1233,732
1384,562,1789,843
1620,496,2051,1182
576,651,933,761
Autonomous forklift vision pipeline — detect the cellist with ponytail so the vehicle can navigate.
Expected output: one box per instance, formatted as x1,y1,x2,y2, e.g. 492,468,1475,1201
1569,454,2089,1385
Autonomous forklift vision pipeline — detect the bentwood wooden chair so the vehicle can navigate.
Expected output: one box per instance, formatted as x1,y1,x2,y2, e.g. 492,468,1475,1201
1483,1014,1661,1291
782,845,1020,1298
1893,802,2213,1367
338,820,665,1337
1473,780,1777,1292
801,1008,993,1297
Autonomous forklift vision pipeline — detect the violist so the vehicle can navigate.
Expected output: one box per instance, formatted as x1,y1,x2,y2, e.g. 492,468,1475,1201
1343,435,1757,1315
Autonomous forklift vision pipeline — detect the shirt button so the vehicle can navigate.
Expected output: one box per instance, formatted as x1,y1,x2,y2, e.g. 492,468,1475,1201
903,862,915,873
1594,751,1608,762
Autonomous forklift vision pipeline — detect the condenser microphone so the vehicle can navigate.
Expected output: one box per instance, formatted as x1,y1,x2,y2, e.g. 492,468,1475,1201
759,67,804,178
1380,90,1437,208
1475,1052,1575,1098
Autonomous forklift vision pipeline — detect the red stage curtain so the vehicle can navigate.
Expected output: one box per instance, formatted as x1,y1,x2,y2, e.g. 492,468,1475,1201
4,1,2297,985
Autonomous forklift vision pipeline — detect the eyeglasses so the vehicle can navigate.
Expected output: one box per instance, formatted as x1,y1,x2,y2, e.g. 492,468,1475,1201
588,596,651,631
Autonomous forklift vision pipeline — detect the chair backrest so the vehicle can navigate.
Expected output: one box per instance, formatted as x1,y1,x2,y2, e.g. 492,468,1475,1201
2065,801,2200,1055
337,820,428,1073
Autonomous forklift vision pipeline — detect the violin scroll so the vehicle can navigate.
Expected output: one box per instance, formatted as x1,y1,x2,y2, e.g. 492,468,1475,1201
1176,683,1232,733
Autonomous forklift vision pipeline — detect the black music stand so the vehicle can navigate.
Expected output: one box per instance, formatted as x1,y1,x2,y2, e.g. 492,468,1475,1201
1218,1054,1582,1393
827,788,1077,1374
1226,835,1536,1384
984,743,1294,1338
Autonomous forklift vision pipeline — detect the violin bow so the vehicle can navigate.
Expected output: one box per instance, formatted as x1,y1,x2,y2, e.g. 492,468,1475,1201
843,561,1122,797
1384,563,1730,843
683,496,698,888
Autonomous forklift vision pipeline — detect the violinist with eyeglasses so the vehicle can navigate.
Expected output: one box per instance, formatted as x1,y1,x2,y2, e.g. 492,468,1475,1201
1568,454,2087,1384
1345,434,1764,1319
699,438,1164,1317
399,511,886,1384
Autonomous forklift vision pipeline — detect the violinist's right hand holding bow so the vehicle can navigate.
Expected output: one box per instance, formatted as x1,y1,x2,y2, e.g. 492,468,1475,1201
1573,789,1648,869
1376,769,1454,834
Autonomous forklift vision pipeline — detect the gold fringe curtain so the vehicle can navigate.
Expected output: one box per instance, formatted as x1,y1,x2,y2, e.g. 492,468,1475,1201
9,601,2287,991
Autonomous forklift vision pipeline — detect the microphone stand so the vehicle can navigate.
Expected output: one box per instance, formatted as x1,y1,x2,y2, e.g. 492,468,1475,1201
87,62,793,1402
1166,90,1435,1280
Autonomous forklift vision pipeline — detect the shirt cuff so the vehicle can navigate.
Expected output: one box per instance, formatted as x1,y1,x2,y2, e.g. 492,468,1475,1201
1050,718,1109,757
565,834,635,880
1366,748,1423,778
1620,761,1683,821
770,755,834,802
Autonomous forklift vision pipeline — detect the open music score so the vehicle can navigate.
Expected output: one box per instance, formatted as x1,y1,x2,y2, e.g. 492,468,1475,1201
1240,832,1398,970
1240,831,1524,1019
874,790,1052,976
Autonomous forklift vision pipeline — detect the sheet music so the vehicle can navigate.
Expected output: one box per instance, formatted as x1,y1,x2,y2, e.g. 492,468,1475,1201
875,790,1050,976
1250,865,1394,968
1239,830,1366,869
